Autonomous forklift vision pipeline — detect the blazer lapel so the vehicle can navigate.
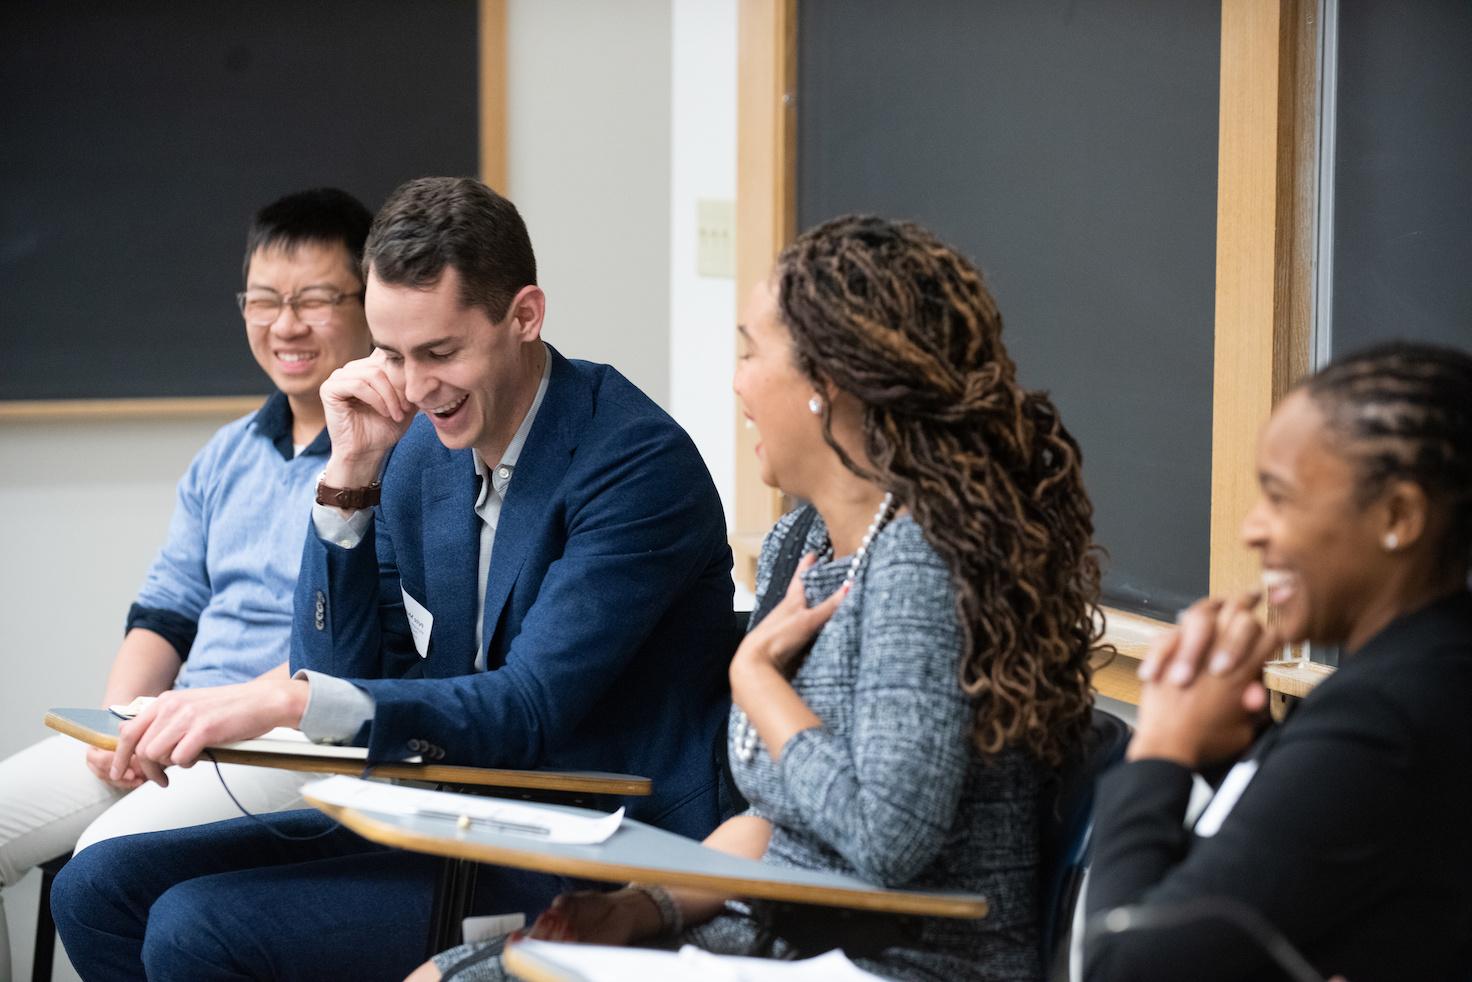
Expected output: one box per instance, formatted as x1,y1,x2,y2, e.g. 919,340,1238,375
421,453,480,675
479,347,589,658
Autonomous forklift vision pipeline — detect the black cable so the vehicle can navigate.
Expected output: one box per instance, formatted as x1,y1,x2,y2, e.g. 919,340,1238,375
205,750,351,842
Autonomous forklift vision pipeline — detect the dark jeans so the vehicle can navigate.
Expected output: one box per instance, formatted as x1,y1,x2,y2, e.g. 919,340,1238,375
51,808,564,982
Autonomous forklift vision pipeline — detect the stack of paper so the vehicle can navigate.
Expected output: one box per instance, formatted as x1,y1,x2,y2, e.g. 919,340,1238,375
505,939,885,981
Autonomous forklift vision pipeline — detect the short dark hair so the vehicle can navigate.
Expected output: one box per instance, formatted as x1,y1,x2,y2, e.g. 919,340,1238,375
363,177,537,322
1302,340,1472,571
242,187,373,284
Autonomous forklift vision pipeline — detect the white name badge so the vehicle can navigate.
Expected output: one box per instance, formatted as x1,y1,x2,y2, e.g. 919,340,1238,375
1194,759,1260,838
401,587,433,658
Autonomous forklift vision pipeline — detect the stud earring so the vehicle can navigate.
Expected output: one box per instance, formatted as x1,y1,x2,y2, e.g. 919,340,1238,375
1384,532,1399,551
808,396,823,415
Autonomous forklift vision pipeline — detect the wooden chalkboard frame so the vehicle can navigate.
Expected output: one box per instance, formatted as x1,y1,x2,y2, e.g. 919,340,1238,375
732,0,1320,700
0,0,507,423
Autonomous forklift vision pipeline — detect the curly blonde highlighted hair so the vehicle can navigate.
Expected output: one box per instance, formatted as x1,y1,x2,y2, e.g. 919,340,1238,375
776,215,1104,766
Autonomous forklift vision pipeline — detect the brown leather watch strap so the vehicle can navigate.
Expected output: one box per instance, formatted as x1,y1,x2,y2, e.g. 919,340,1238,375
315,472,381,510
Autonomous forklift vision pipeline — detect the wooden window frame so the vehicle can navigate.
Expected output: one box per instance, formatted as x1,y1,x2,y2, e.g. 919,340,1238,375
733,0,1320,702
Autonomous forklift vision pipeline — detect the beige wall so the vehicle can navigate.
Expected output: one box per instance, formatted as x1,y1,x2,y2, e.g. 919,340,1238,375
506,0,673,406
0,414,234,981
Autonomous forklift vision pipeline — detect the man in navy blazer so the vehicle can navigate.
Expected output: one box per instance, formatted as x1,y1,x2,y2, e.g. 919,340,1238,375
52,178,736,982
293,343,735,834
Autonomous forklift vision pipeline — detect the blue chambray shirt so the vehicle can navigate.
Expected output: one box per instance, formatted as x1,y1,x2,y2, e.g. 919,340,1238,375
127,392,330,689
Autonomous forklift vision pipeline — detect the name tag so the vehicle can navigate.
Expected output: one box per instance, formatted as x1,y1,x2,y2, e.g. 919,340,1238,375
401,587,433,658
1194,759,1259,838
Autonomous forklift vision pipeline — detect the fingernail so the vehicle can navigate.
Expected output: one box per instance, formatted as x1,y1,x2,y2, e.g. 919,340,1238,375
1136,660,1155,681
1209,650,1233,675
1169,661,1193,686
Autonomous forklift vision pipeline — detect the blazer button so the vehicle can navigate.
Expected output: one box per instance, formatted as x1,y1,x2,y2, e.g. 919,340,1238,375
430,746,446,760
407,739,424,752
314,591,326,631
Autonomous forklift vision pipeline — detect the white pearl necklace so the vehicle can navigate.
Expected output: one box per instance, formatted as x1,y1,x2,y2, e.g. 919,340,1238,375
732,492,896,764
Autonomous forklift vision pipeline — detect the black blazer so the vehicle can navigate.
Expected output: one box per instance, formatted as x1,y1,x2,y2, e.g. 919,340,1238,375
1086,590,1472,982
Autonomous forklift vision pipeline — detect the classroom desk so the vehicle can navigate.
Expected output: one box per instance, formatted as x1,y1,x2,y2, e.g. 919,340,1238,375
46,706,653,954
44,708,651,797
304,787,990,920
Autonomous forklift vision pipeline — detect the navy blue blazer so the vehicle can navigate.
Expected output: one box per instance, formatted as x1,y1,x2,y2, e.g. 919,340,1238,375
290,347,736,838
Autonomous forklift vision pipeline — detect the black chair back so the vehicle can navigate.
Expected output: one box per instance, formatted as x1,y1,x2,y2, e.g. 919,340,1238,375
1039,707,1132,976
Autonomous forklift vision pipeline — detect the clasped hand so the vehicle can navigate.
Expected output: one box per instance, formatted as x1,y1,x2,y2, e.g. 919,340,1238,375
1128,592,1280,770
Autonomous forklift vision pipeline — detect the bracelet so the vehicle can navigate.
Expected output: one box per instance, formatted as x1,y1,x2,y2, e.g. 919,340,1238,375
627,883,683,938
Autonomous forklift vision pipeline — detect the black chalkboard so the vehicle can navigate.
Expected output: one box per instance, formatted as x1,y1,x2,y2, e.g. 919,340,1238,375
0,1,478,401
797,0,1221,617
1330,0,1472,356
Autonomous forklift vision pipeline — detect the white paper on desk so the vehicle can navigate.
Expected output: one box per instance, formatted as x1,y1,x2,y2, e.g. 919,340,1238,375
301,775,624,845
508,939,885,981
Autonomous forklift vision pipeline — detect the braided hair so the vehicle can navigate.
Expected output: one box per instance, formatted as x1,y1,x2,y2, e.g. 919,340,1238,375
1301,341,1472,572
775,215,1103,767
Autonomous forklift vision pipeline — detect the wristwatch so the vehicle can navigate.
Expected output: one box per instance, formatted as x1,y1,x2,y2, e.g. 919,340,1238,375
315,469,381,510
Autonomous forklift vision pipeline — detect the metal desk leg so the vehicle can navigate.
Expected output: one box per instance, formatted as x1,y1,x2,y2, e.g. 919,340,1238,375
427,856,480,959
422,783,611,959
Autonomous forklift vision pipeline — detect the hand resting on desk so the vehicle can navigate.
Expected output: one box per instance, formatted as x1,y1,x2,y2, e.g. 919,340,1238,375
111,675,310,786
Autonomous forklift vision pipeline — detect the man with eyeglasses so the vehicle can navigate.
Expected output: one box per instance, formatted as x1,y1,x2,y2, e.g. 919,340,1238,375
0,187,374,970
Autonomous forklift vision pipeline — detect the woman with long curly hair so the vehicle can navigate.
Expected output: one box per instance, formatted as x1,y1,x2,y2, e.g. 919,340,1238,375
411,215,1105,982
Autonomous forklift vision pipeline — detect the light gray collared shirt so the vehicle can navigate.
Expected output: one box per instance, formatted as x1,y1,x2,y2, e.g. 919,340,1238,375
297,344,552,743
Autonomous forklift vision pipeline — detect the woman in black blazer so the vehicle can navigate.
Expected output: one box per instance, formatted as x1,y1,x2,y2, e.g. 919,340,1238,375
1085,341,1472,982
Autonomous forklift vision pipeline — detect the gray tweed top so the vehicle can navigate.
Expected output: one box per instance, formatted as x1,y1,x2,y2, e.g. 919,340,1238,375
430,511,1043,982
723,508,1042,981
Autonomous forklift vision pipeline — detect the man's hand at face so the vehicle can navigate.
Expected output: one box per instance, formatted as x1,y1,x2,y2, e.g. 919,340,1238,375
111,676,310,786
320,349,415,489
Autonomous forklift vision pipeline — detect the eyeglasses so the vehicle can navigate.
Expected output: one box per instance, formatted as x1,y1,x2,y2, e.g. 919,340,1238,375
236,287,363,328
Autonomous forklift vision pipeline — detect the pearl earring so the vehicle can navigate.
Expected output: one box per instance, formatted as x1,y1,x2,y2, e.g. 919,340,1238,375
1384,532,1399,551
808,396,823,415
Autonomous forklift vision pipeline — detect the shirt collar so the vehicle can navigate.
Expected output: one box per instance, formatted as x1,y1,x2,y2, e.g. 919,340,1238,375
253,391,331,461
472,342,552,506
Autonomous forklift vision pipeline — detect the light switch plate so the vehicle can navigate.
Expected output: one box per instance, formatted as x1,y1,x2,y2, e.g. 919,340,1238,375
696,198,736,279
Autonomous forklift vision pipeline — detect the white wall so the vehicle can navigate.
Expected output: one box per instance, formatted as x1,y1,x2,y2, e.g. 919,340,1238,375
668,0,739,528
0,413,232,982
506,0,674,407
0,417,235,758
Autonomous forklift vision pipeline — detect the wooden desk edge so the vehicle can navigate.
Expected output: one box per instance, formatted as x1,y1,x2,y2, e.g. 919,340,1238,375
1263,660,1335,698
1089,606,1171,706
45,711,117,750
310,799,989,920
42,712,652,796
